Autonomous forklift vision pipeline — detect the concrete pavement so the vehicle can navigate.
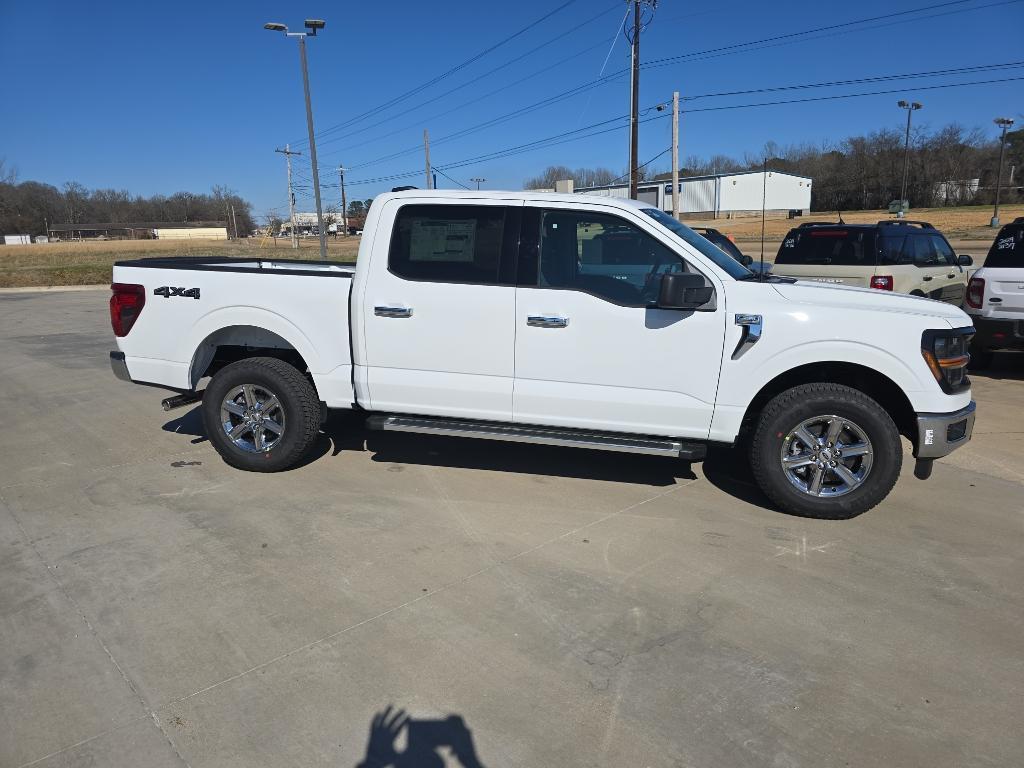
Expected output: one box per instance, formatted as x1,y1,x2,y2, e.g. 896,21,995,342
1,290,1022,767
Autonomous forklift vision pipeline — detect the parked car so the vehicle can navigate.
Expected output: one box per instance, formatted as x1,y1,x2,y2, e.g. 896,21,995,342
964,216,1024,367
771,220,971,304
109,190,975,519
692,227,752,266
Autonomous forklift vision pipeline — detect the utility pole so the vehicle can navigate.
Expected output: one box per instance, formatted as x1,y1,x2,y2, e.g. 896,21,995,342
276,145,301,249
897,100,922,218
992,117,1015,228
424,129,432,189
230,204,239,239
470,177,486,190
628,1,641,199
338,166,349,236
671,90,680,220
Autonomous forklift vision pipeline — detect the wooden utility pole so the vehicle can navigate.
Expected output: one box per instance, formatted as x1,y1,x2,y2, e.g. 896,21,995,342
230,204,239,239
276,144,302,249
424,129,432,190
671,90,680,220
338,166,349,236
628,0,641,199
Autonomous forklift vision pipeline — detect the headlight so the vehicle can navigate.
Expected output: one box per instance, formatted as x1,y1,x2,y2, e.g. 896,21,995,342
921,328,973,394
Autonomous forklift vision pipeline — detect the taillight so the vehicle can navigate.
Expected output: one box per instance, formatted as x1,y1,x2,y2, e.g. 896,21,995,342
965,277,984,309
870,275,894,291
110,283,145,337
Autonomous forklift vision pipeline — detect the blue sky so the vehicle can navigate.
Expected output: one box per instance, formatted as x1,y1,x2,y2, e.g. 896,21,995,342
1,0,1021,220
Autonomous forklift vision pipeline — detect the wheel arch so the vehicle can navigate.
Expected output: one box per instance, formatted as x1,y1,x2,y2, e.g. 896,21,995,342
739,361,917,445
189,325,311,389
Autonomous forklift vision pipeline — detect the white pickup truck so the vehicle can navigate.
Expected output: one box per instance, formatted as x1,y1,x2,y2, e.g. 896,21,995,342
110,190,976,518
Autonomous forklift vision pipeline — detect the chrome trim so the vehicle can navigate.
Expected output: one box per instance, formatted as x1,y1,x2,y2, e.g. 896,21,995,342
366,415,706,459
527,315,569,328
914,401,976,459
732,314,763,359
220,384,286,453
110,351,131,382
374,305,413,318
780,414,873,498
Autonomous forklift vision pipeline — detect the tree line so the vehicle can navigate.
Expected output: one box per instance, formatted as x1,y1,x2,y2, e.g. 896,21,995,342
525,122,1022,212
0,162,256,237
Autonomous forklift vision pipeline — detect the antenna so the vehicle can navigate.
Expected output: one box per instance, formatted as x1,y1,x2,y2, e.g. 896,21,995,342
760,157,767,280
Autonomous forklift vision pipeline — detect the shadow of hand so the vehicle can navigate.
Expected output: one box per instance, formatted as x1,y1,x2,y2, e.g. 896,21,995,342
358,706,409,768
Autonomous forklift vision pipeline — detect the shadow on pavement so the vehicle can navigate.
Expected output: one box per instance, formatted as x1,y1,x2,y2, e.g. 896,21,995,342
354,706,486,767
969,350,1024,381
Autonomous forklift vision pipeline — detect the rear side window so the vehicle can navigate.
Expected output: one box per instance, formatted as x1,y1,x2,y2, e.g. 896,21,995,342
879,235,909,265
389,204,507,284
776,229,876,266
984,225,1024,268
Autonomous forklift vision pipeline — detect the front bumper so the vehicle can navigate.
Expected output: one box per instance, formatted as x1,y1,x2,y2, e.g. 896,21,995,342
969,315,1024,351
110,351,131,382
914,401,976,459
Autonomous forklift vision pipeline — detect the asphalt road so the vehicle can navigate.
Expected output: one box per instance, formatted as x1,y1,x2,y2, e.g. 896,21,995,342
1,290,1022,768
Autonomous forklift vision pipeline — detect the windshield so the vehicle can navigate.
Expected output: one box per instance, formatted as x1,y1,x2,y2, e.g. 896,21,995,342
640,208,753,279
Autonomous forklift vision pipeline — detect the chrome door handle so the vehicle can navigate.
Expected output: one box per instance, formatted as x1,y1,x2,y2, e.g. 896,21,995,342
374,305,413,318
527,315,569,328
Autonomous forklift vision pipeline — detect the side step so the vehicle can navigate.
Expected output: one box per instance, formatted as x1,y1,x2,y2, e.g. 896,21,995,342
365,415,706,460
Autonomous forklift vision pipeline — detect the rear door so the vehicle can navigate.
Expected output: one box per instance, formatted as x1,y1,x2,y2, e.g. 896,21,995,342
360,199,521,420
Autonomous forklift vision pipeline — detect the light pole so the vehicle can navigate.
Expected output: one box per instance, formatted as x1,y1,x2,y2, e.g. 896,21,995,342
470,177,486,190
265,19,328,260
992,117,1015,228
897,100,922,218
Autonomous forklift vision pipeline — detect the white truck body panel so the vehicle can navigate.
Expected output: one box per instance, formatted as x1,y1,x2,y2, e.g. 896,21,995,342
112,190,974,448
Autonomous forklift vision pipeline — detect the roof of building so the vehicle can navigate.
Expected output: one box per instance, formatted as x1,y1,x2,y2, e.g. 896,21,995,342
577,169,812,193
48,221,227,231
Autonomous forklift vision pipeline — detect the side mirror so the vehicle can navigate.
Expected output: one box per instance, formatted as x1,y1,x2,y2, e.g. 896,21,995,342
739,254,753,267
957,254,973,267
657,272,713,310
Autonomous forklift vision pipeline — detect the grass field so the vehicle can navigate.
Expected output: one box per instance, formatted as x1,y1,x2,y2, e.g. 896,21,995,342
685,203,1024,242
0,236,361,288
2,203,1020,287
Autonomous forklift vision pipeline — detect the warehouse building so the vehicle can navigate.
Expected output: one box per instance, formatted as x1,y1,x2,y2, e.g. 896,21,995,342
46,221,229,241
577,170,812,219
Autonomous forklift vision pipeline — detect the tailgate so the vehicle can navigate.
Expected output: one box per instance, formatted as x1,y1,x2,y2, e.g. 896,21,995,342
769,264,873,288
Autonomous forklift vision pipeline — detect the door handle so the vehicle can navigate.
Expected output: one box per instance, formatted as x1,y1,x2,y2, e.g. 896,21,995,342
374,305,413,318
922,275,933,281
527,315,569,328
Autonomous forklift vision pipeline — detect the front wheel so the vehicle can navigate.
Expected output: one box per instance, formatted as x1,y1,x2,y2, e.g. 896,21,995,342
749,383,902,519
201,357,321,472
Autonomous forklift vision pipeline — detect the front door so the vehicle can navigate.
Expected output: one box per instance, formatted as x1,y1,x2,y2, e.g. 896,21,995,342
513,205,726,439
361,199,520,420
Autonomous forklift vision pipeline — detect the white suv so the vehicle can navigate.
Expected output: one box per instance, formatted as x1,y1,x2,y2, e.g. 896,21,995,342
965,217,1024,367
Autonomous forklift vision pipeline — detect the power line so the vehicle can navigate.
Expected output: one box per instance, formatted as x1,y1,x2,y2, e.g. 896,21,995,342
433,167,472,190
291,0,585,147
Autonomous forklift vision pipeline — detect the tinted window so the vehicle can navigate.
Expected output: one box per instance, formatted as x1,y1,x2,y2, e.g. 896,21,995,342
929,234,957,266
984,224,1024,268
389,205,506,284
536,210,685,305
909,234,940,266
639,208,751,279
776,229,876,266
879,235,910,265
700,230,746,262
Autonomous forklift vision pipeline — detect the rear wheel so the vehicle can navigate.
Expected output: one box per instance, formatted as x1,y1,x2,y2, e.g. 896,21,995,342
750,383,902,519
202,357,321,472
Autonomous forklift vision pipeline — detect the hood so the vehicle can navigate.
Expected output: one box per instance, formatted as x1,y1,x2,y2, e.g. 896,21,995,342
771,280,971,324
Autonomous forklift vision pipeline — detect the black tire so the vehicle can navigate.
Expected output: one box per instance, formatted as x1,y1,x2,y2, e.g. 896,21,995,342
749,383,902,519
968,345,994,370
201,357,321,472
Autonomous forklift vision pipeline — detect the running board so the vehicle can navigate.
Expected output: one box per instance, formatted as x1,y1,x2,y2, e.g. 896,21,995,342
365,415,706,460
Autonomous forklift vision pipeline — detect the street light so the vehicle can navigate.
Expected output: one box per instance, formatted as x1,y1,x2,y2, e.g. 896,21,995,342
265,19,329,260
992,117,1015,228
470,177,486,190
896,100,922,218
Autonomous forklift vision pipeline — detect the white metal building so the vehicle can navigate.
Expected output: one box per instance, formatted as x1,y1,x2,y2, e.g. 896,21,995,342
577,170,812,218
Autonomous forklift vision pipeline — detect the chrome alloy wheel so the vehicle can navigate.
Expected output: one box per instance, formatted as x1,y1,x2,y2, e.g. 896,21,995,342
780,415,873,498
220,384,285,453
